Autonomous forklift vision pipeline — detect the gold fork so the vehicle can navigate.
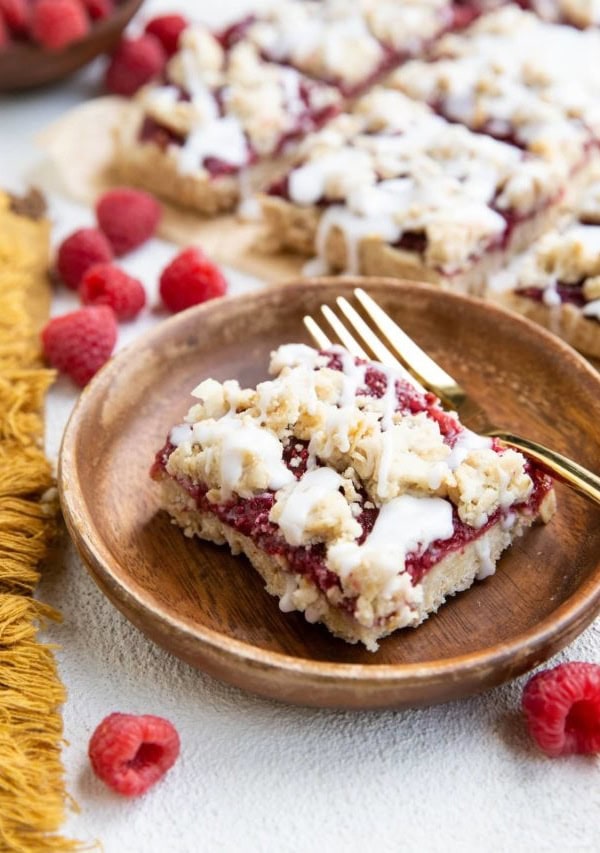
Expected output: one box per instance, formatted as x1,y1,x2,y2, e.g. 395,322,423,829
303,287,600,505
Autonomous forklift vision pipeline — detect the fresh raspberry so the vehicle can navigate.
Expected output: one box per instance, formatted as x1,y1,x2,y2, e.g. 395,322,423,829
80,263,146,321
105,34,166,97
0,13,9,46
159,247,228,313
88,712,180,797
56,228,114,290
144,14,187,57
96,187,161,256
41,305,117,386
82,0,114,21
522,661,600,757
31,0,90,51
0,0,30,37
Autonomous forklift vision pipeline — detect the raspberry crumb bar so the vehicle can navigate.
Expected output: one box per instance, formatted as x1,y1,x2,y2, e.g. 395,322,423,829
115,26,341,214
490,183,600,359
152,344,555,651
261,89,564,293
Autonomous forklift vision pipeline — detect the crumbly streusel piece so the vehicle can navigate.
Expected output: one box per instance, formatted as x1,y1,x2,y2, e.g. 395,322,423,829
153,344,555,651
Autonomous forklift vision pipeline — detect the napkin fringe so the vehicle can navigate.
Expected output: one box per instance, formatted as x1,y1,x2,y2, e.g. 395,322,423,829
0,201,83,852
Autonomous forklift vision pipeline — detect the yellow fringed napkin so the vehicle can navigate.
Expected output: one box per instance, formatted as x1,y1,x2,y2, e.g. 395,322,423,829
0,190,80,852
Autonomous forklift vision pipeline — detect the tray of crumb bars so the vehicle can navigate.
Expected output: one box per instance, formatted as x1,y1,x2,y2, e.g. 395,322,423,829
41,0,600,359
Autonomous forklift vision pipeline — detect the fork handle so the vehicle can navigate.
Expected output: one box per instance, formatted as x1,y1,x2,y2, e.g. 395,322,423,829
489,432,600,505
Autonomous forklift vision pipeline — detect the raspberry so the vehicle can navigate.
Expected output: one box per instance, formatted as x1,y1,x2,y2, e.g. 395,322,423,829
88,713,180,797
41,305,117,386
56,228,114,290
31,0,89,50
522,661,600,757
144,14,187,57
0,0,29,37
105,34,166,97
80,263,146,321
96,187,161,256
82,0,114,21
159,247,228,313
0,13,9,46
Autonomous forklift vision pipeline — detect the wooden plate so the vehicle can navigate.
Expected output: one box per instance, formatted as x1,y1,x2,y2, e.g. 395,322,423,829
59,278,600,709
0,0,143,92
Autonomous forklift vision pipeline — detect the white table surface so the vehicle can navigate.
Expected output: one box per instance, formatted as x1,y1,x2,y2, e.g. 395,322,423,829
1,2,598,850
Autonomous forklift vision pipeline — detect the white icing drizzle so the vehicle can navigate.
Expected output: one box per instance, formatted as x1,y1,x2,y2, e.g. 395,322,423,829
177,116,248,175
475,537,495,580
269,343,322,373
446,429,493,471
192,418,294,498
273,468,345,547
327,495,455,592
169,424,193,447
583,299,600,319
337,347,367,407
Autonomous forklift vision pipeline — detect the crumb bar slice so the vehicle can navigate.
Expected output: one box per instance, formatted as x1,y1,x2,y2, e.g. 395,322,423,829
490,183,600,358
152,344,555,651
260,89,565,293
115,26,341,214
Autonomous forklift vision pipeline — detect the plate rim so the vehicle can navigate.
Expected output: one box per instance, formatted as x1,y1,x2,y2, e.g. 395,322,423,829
58,277,600,696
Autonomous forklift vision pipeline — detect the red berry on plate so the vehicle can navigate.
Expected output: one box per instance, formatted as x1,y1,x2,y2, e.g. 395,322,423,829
96,187,162,256
80,263,146,321
31,0,90,51
57,227,114,290
0,0,30,37
144,13,187,57
88,712,180,797
82,0,114,21
159,247,228,313
41,305,117,386
105,34,166,97
522,661,600,757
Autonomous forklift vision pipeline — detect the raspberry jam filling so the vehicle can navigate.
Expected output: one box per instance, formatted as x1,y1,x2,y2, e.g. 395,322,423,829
152,355,553,617
516,282,588,309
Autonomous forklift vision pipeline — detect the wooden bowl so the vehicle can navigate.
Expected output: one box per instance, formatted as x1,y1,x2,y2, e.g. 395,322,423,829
59,278,600,709
0,0,144,92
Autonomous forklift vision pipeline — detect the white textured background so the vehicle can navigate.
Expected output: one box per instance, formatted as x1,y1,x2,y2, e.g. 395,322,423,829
1,1,598,849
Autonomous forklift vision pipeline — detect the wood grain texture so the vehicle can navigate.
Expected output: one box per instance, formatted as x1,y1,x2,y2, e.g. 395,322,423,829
59,279,600,709
0,0,143,92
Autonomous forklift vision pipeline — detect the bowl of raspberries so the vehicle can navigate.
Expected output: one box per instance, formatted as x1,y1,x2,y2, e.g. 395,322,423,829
0,0,144,91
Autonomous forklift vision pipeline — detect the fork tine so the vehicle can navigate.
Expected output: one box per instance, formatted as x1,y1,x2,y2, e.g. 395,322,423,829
335,296,424,391
303,315,332,350
320,305,370,360
354,287,460,392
